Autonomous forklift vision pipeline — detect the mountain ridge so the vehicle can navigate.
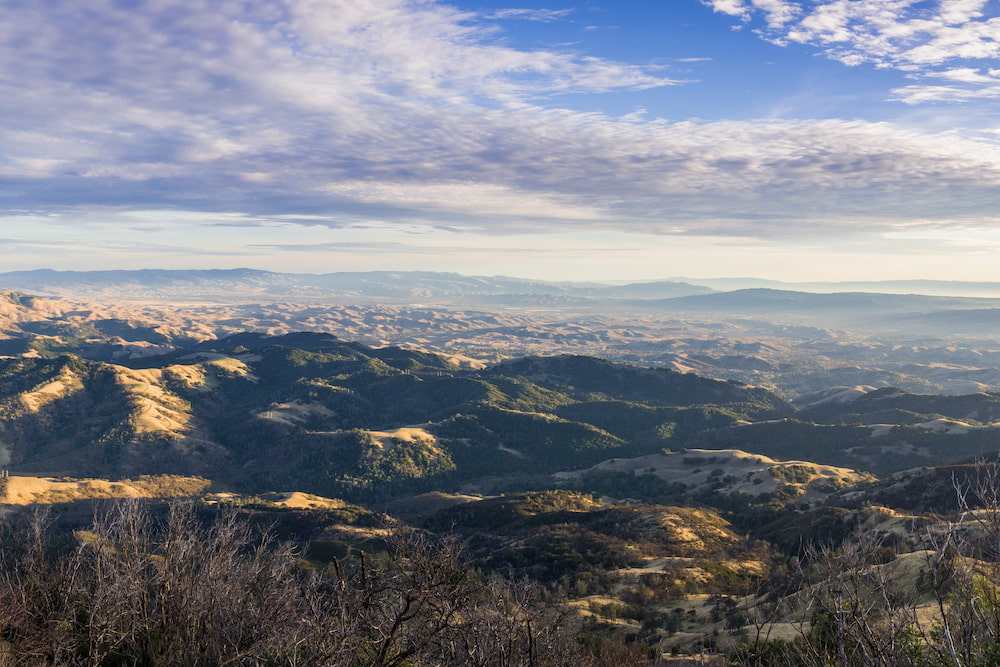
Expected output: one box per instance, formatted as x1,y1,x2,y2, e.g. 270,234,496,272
0,269,714,302
0,333,796,499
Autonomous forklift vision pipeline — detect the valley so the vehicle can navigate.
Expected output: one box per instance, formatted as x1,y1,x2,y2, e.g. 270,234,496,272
2,270,1000,664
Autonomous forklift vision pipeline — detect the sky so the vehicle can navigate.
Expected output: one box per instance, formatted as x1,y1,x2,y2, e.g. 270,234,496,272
2,0,1000,282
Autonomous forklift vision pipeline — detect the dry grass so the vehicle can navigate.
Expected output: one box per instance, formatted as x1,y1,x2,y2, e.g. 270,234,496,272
0,474,211,505
256,400,334,426
558,448,869,502
367,426,437,450
257,491,346,509
16,366,84,412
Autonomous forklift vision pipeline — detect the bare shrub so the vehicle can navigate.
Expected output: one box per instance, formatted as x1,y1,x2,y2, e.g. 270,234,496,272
0,500,627,666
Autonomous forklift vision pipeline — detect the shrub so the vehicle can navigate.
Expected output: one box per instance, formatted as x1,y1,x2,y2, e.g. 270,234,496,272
0,500,609,666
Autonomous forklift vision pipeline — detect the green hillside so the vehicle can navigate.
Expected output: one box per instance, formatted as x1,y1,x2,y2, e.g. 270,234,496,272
5,332,1000,504
800,386,1000,425
0,333,795,500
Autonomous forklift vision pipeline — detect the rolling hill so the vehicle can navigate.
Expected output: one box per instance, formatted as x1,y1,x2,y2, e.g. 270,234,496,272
0,333,794,500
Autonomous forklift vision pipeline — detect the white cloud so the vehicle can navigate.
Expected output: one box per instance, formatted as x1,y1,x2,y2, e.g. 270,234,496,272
483,8,575,22
713,0,1000,102
1,0,1000,246
750,0,800,29
319,181,608,223
702,0,751,18
703,0,799,28
925,66,1000,82
891,82,1000,103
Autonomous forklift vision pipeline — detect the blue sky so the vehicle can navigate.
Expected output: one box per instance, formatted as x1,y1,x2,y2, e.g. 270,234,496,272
3,0,1000,282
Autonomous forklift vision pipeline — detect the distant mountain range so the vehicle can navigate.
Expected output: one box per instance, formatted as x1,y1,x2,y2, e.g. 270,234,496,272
9,268,1000,303
671,277,1000,297
0,269,713,302
656,288,1000,323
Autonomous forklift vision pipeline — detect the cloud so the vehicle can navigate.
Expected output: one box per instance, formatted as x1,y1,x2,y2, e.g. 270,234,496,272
926,67,1000,83
891,82,1000,103
318,181,607,224
890,65,1000,102
1,0,1000,247
247,240,579,254
702,0,750,18
706,0,1000,101
483,8,575,22
0,233,252,256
